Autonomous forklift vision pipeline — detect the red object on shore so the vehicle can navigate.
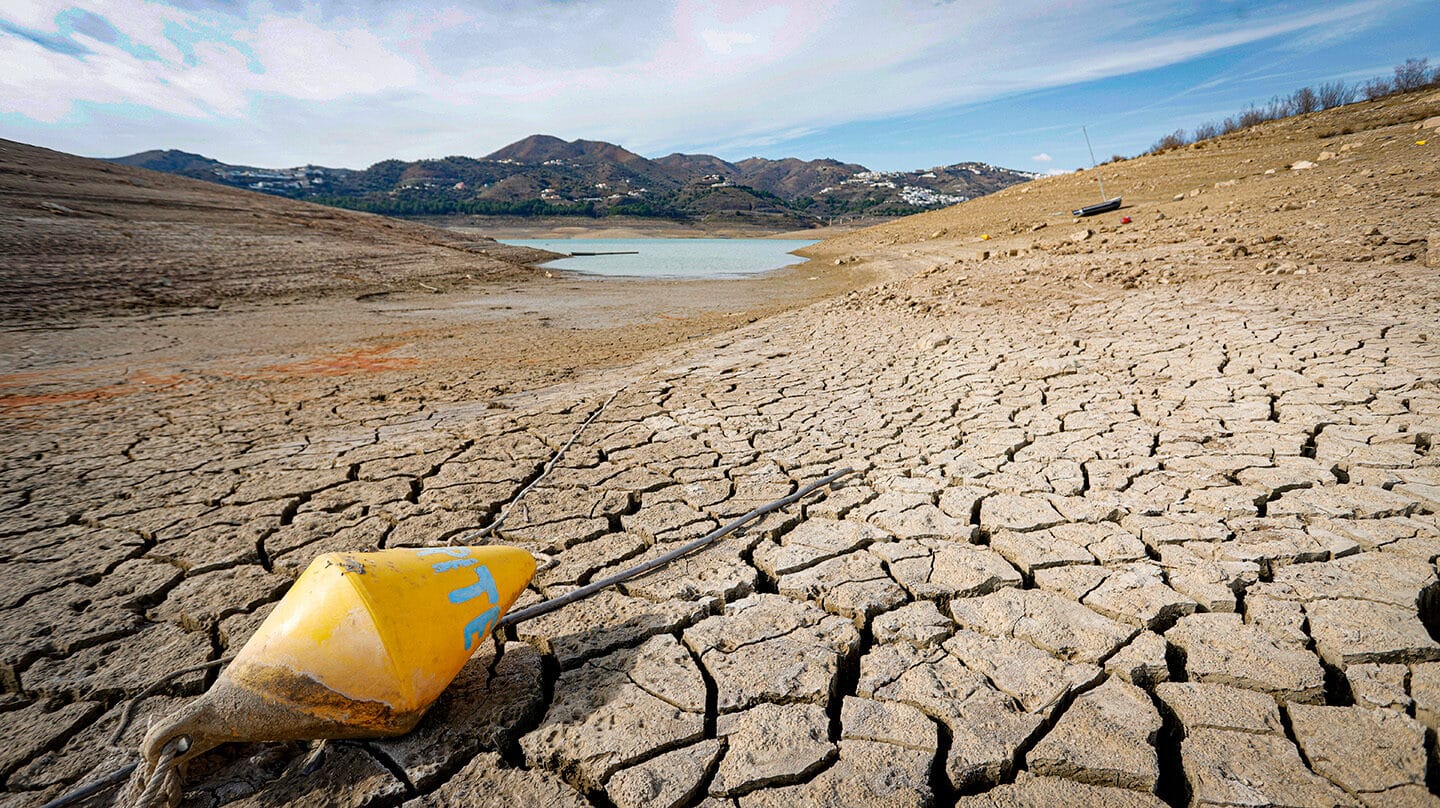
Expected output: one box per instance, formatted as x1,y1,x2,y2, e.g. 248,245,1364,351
1120,216,1132,224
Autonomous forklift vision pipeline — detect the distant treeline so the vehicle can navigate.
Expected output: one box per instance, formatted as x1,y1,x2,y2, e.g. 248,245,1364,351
310,195,690,219
1144,57,1439,156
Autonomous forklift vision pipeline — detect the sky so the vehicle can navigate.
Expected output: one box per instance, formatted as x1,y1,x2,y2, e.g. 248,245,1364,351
1,1,1436,173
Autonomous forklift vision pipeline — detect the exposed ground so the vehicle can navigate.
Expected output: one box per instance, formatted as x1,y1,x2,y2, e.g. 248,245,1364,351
2,88,1440,808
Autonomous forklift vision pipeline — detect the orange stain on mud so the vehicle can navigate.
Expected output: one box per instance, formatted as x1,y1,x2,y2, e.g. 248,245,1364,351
0,370,187,413
245,344,420,378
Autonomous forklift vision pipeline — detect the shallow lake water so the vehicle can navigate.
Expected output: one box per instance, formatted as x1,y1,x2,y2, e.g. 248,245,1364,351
500,237,818,279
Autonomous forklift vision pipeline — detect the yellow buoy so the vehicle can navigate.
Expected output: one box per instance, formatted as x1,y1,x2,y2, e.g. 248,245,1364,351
142,546,534,767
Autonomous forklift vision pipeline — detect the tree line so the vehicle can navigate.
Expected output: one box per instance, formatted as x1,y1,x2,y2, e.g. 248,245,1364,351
1146,57,1438,154
310,195,605,218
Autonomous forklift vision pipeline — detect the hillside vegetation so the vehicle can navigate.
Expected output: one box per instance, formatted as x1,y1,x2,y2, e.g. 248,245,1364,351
109,135,1036,225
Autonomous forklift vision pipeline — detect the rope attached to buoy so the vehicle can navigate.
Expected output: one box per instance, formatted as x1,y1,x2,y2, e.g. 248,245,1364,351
38,657,233,808
498,466,854,627
38,462,854,807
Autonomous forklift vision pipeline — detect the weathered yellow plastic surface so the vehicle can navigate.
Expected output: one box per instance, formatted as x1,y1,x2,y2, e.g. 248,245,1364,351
143,545,534,764
234,545,535,716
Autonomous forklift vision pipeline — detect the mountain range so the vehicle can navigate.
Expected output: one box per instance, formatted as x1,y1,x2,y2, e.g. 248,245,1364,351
109,135,1039,225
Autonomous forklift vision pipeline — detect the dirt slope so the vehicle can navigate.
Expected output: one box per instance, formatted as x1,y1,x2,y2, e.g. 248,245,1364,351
810,87,1439,299
0,139,554,322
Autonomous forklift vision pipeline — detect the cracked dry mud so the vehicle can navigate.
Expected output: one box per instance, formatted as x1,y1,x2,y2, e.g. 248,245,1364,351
3,91,1440,806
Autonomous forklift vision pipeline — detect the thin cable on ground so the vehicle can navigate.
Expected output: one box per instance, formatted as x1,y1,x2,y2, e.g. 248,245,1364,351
498,466,854,628
451,388,621,545
110,656,233,747
39,656,233,808
35,764,137,808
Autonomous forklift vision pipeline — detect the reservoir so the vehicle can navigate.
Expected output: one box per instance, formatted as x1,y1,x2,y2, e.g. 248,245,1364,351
500,237,818,279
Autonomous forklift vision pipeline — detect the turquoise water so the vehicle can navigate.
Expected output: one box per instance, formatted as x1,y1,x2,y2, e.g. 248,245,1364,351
501,238,818,279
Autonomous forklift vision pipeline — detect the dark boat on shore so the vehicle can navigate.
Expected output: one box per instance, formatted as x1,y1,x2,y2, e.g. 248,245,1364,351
1071,126,1121,217
1073,197,1122,216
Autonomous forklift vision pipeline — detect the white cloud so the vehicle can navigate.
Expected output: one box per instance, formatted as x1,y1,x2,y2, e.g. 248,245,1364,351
244,17,418,101
0,0,1414,166
1031,152,1052,162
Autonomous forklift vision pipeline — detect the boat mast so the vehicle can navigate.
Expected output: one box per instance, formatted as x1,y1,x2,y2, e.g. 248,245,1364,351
1083,125,1107,201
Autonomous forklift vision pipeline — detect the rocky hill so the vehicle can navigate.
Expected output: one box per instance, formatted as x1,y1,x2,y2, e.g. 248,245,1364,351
109,136,1038,224
1,139,555,322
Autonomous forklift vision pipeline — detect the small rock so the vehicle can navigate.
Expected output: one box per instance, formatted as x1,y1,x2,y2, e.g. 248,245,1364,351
913,333,951,351
1290,160,1316,170
1071,228,1092,243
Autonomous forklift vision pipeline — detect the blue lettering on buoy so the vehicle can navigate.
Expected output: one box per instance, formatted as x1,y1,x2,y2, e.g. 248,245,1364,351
415,548,503,650
448,565,499,606
451,566,501,649
460,607,500,651
430,557,478,573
